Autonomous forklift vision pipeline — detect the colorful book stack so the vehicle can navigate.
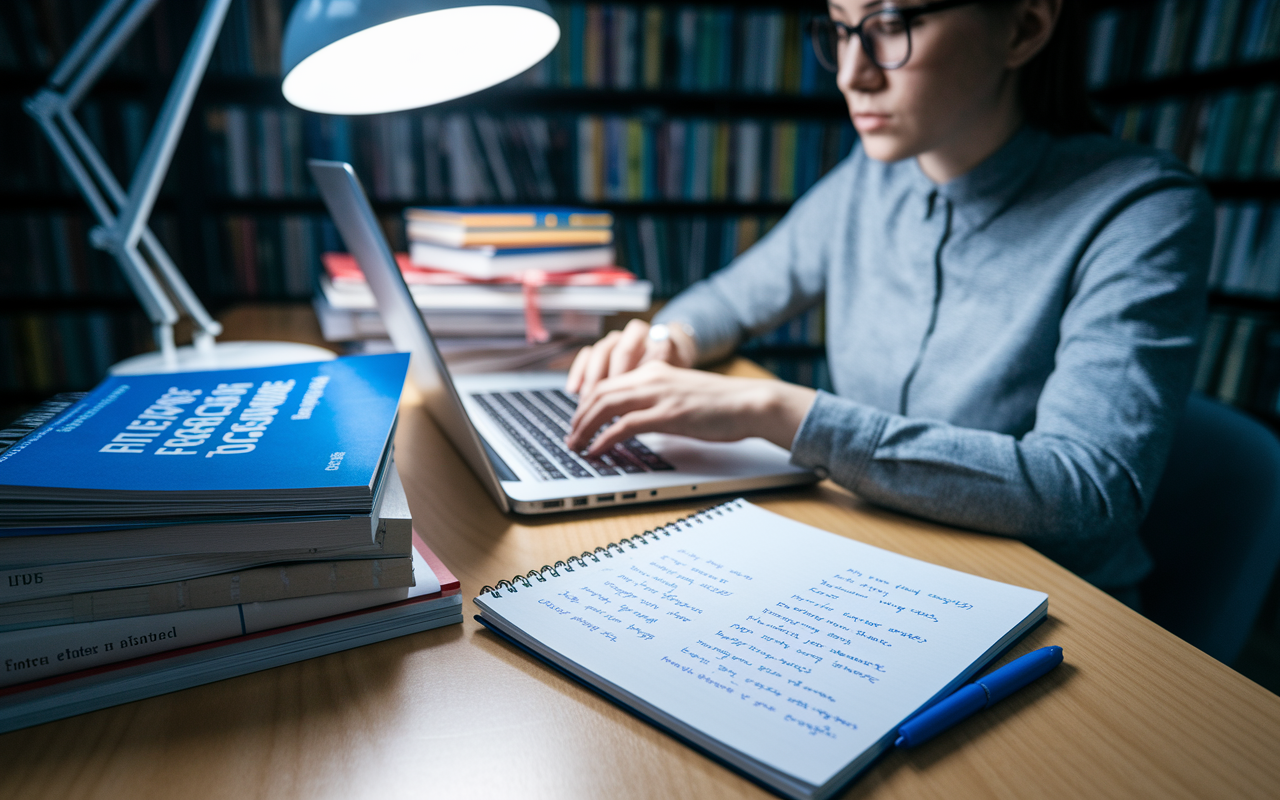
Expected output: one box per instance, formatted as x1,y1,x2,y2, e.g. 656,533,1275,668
315,207,652,366
0,353,463,733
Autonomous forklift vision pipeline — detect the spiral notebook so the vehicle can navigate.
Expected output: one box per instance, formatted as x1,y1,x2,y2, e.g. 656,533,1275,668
474,498,1049,800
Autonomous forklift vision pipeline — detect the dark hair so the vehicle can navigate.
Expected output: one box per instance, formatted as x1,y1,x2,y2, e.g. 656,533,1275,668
1015,1,1108,136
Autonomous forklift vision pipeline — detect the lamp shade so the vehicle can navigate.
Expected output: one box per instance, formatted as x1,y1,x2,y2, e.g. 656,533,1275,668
281,0,559,115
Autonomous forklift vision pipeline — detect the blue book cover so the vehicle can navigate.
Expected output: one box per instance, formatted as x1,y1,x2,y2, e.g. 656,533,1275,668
0,354,408,514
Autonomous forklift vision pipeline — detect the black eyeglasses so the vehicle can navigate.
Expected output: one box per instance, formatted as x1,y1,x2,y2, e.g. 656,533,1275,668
808,0,986,72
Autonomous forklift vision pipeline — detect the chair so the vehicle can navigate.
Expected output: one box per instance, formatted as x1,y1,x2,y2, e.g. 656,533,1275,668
1139,393,1280,665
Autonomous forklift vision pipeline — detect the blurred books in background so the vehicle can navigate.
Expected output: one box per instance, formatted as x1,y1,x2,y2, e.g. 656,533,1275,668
315,206,652,372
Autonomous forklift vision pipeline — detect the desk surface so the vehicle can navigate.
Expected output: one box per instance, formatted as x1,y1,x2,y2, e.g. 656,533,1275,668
2,304,1279,800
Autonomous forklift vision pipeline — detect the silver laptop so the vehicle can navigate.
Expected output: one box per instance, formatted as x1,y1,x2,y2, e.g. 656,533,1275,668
309,159,817,514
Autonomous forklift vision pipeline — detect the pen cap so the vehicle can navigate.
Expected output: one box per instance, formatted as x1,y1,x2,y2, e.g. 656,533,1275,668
978,645,1063,705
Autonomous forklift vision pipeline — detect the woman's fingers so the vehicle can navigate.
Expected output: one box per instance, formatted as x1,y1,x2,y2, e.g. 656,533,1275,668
578,331,622,397
585,408,668,456
566,385,657,451
565,345,593,394
608,319,650,380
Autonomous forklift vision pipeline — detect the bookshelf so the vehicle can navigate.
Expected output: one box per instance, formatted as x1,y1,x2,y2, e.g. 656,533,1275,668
1086,0,1280,430
2,0,1279,424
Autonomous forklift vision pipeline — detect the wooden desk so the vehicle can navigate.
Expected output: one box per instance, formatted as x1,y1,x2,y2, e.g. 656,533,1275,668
2,304,1278,800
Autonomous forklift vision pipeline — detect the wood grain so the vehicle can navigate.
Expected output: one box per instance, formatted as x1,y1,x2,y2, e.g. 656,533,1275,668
2,304,1277,800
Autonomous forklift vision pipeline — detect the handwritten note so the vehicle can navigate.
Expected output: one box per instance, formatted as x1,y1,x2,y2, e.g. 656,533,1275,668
476,499,1046,791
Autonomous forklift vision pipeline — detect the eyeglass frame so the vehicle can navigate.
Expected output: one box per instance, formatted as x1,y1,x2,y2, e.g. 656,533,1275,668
808,0,988,72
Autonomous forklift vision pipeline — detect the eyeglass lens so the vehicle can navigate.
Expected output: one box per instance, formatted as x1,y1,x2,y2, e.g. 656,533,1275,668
810,11,912,72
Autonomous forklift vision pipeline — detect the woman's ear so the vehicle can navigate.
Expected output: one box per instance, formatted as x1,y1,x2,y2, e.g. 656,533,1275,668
1006,0,1061,70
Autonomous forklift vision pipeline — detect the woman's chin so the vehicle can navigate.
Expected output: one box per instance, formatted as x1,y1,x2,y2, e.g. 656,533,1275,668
858,135,918,164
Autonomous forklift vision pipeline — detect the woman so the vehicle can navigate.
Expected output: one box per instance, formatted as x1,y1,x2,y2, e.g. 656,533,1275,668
563,0,1212,604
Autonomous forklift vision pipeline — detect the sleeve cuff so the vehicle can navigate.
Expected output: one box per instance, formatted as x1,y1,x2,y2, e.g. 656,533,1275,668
789,390,891,489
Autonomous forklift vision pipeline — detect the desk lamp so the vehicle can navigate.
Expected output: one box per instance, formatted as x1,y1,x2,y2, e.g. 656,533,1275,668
25,0,559,375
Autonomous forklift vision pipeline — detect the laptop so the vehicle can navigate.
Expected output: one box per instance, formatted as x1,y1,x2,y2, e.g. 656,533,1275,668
309,159,817,514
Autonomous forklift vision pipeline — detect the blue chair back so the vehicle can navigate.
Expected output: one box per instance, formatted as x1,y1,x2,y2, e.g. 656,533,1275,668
1139,393,1280,665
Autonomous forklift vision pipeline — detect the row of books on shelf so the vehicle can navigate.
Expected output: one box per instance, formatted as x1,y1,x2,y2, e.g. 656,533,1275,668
1104,83,1280,179
1086,0,1280,89
1210,200,1280,297
516,3,834,96
0,0,281,79
206,214,332,301
0,96,153,197
1196,308,1280,415
0,309,148,395
0,212,137,298
1,0,837,99
615,212,775,298
0,209,783,304
0,355,465,733
204,106,856,206
0,0,185,75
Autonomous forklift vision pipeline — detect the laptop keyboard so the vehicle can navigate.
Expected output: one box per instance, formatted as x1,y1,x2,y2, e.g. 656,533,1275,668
470,389,675,480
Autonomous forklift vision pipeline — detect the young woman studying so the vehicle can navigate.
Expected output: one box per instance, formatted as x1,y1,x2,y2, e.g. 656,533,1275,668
562,0,1213,606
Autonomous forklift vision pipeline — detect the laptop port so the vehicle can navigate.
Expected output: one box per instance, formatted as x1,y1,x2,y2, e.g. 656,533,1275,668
621,492,637,500
596,494,615,502
572,497,589,507
541,500,564,509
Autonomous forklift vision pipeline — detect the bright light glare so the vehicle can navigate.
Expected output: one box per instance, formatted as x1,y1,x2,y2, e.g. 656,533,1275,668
282,6,560,115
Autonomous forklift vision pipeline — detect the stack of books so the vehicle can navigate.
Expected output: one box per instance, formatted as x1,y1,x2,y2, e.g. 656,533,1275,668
314,207,651,369
0,353,463,733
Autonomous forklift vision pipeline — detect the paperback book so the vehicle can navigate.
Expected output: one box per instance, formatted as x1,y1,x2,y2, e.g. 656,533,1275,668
0,354,409,520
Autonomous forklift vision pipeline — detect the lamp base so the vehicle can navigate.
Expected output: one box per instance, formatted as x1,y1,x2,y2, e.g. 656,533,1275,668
109,340,337,376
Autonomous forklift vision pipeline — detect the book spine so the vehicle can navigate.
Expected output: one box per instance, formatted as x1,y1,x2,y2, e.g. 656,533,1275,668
0,583,410,688
0,556,414,632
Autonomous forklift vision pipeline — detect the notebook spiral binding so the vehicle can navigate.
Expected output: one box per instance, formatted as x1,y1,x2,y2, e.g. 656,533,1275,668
478,499,743,599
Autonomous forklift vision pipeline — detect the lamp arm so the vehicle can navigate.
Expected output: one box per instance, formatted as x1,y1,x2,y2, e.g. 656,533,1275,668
118,0,232,253
24,0,232,363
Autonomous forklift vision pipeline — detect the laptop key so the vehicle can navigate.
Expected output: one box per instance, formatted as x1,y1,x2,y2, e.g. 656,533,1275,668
471,394,565,480
511,393,619,476
535,390,576,423
490,393,593,479
620,438,676,471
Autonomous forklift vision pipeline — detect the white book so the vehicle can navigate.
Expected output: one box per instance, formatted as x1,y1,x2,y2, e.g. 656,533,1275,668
0,551,415,633
312,293,606,340
0,535,440,689
319,274,652,313
0,463,412,602
406,240,614,276
475,499,1048,800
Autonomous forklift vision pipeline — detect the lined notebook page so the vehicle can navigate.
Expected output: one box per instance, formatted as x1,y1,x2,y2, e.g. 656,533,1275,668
477,499,1047,791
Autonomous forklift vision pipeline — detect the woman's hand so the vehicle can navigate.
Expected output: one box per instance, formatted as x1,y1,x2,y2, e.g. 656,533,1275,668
565,319,697,397
565,361,818,456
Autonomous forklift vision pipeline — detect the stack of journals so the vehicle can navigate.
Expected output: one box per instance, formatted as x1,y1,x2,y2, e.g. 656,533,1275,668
314,207,651,363
0,354,463,733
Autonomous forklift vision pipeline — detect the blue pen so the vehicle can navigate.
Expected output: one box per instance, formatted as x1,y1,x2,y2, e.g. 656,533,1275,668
894,645,1063,748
